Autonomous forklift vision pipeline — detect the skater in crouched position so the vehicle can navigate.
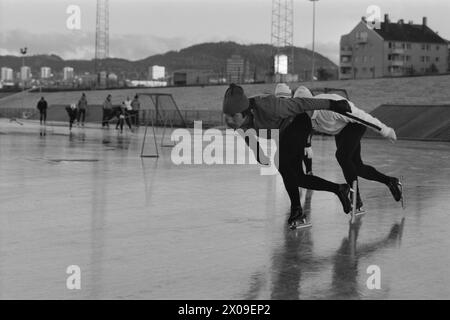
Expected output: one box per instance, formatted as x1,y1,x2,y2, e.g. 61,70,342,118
293,86,403,211
222,84,354,228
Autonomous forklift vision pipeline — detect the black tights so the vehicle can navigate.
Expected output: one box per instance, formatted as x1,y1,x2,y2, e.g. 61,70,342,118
66,107,77,129
77,109,86,123
335,123,391,188
39,110,47,123
117,117,132,131
277,114,340,209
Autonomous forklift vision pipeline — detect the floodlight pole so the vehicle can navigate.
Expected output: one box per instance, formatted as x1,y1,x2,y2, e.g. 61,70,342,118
310,0,319,82
20,47,27,108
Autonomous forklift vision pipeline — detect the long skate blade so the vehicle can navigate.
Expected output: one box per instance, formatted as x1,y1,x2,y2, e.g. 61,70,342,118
289,221,312,230
354,209,366,216
351,181,357,217
400,176,405,209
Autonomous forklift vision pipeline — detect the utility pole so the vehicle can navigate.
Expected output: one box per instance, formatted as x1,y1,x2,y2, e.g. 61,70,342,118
309,0,319,82
20,47,27,108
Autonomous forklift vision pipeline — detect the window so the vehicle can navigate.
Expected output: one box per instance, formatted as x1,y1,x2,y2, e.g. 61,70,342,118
436,57,440,62
421,56,425,62
437,46,440,51
388,54,392,61
422,44,426,50
356,31,368,42
389,42,393,49
427,44,431,51
406,43,412,50
406,55,411,62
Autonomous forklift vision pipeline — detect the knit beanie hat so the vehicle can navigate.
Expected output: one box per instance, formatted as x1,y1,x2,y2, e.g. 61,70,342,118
274,83,292,98
222,83,249,115
293,86,313,98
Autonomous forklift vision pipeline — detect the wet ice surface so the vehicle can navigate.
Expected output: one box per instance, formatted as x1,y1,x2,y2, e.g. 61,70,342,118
0,119,449,300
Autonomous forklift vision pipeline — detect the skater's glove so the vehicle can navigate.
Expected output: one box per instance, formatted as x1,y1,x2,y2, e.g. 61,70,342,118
381,126,397,143
329,99,351,115
304,147,313,159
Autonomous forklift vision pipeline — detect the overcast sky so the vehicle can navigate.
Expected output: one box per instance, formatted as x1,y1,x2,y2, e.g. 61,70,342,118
0,0,449,64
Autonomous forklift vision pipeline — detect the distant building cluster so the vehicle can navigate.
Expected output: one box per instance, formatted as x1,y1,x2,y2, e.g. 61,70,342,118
340,14,450,79
0,64,124,90
148,65,165,81
226,55,253,84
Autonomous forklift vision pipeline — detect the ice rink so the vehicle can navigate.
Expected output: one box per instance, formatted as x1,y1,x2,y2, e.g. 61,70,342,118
0,119,449,299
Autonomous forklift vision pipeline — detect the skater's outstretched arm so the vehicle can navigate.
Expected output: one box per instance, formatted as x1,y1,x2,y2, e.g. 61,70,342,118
309,93,397,143
253,95,351,120
346,102,397,142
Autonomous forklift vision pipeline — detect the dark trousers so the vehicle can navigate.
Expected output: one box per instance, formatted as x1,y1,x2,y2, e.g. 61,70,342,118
335,123,390,190
39,109,47,124
116,115,132,131
102,109,113,127
77,108,86,123
277,113,339,209
130,110,139,126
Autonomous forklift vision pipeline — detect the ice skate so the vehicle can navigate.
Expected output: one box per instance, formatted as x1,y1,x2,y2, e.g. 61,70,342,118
288,207,311,230
351,180,365,217
337,184,352,214
387,177,403,206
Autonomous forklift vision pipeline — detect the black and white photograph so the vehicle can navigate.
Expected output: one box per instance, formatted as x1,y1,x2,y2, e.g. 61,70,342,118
0,0,449,305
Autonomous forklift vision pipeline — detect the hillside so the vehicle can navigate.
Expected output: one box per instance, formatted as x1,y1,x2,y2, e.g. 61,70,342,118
0,42,337,80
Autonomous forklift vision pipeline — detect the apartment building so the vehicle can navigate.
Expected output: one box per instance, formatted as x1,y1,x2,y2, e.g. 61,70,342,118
340,14,449,79
226,54,251,83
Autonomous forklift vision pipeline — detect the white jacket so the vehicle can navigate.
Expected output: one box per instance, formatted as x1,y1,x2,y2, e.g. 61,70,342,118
311,93,392,138
124,100,132,110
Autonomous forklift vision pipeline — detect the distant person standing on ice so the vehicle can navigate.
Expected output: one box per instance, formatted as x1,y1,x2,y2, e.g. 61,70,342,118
293,86,402,212
102,94,113,128
275,83,313,175
36,97,48,126
222,83,354,228
77,93,88,127
130,94,141,126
